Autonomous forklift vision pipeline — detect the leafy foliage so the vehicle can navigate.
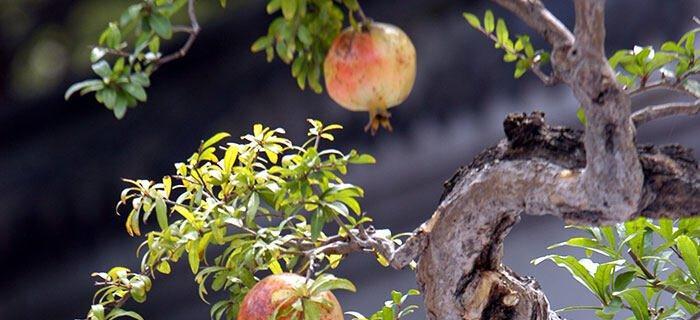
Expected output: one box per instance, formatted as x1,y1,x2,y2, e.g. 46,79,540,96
84,120,415,320
65,0,186,118
251,0,365,93
463,10,550,79
66,0,368,117
346,289,421,320
609,25,699,94
534,217,700,320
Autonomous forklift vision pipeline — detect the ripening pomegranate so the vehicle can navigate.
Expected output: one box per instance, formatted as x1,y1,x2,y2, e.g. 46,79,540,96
324,22,417,134
237,273,344,320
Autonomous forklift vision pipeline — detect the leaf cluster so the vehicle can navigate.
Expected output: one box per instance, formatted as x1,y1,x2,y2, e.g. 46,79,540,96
609,27,699,96
534,218,700,320
463,10,549,79
67,0,368,117
84,120,413,320
346,289,421,320
251,0,363,93
65,0,197,118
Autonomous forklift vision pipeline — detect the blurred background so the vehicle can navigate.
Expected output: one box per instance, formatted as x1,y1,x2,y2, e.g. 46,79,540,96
1,1,699,319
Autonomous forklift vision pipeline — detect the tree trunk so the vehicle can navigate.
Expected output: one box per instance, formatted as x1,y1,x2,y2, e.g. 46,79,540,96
377,1,700,319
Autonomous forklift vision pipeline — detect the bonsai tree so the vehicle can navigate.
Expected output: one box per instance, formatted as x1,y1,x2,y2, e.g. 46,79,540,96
66,0,700,319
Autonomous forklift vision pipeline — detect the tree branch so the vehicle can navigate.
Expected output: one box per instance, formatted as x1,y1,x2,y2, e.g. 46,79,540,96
632,99,700,127
395,112,699,320
629,79,699,98
628,250,700,307
469,22,559,86
155,0,201,67
489,0,574,47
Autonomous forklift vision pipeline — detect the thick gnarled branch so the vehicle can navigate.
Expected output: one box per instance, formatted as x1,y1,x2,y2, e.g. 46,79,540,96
404,112,699,320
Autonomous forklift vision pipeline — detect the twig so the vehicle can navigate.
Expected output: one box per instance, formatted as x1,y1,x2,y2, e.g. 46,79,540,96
632,99,700,127
628,250,700,307
470,24,558,86
89,46,131,58
628,79,698,98
155,0,201,67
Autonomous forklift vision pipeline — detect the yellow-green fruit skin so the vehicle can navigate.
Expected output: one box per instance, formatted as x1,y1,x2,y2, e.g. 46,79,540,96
323,22,416,113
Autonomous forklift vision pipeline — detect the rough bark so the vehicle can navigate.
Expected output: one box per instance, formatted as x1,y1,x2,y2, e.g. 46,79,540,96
377,1,700,319
405,112,699,320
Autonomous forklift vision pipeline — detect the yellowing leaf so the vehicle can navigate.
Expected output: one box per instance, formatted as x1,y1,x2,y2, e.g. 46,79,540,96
174,206,197,224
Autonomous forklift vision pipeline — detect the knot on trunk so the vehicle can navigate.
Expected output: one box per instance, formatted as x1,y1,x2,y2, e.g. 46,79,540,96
503,111,546,147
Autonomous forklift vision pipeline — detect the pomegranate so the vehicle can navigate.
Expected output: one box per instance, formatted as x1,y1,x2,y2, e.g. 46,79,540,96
324,22,416,134
237,273,344,320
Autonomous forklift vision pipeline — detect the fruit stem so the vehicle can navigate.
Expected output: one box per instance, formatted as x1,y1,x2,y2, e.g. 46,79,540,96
355,2,371,30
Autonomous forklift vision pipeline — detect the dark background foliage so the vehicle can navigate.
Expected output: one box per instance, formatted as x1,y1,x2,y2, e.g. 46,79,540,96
1,1,698,319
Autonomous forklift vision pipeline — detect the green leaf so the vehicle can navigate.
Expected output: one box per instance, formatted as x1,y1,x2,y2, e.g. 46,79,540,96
309,274,356,294
129,73,150,87
202,132,231,150
677,235,700,286
174,206,197,225
661,41,684,54
310,211,323,241
298,25,312,46
496,18,509,44
484,10,495,33
65,79,104,100
251,36,271,52
90,304,105,320
614,289,649,320
281,0,296,19
532,255,599,298
149,13,172,39
188,242,200,274
106,309,144,320
155,197,168,230
149,36,160,53
92,61,113,79
613,270,636,291
576,107,587,125
246,192,260,227
657,218,674,241
157,260,171,274
462,12,480,29
113,95,127,119
122,83,147,102
349,154,375,164
549,237,617,257
266,0,281,14
381,306,393,320
269,259,283,274
303,300,321,320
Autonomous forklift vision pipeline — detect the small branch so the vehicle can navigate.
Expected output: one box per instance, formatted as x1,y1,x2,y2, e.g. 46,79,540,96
490,0,574,47
172,25,195,34
89,46,131,58
628,79,698,98
628,250,700,307
632,99,700,127
155,0,201,67
470,25,558,86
